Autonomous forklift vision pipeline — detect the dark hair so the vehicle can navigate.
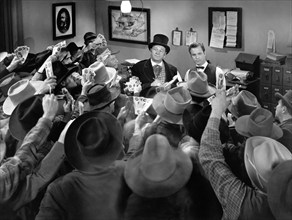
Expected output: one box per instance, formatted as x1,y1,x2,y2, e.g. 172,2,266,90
188,42,205,54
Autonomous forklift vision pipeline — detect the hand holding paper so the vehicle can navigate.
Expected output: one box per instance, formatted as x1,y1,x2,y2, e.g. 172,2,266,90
14,46,30,64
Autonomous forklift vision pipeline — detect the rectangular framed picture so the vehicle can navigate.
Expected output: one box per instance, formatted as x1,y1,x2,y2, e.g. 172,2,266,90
108,6,150,45
52,2,76,40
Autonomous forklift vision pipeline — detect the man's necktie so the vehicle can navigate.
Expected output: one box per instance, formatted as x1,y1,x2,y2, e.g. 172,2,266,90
154,65,162,78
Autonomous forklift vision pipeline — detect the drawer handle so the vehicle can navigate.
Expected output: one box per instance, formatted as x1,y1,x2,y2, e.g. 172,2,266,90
265,74,269,80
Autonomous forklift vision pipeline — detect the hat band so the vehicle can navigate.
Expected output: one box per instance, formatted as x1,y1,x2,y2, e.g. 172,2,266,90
88,86,111,106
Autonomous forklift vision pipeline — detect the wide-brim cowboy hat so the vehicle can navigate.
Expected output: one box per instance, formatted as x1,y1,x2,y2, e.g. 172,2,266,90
124,134,193,198
88,62,117,85
0,73,21,104
244,136,292,194
83,84,120,112
268,160,292,220
235,107,283,139
152,87,192,124
3,80,45,116
9,94,44,141
64,111,123,172
275,90,292,111
148,34,170,54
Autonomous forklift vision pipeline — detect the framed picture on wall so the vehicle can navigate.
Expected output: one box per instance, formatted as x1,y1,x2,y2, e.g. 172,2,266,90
52,2,76,40
108,6,150,45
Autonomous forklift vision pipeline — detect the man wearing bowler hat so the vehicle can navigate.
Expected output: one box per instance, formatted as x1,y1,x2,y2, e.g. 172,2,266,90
131,34,182,97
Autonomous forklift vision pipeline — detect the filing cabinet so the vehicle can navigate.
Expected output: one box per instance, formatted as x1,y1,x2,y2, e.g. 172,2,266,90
260,62,292,114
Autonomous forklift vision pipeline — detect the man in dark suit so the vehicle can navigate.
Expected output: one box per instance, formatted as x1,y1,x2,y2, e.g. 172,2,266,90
185,42,225,89
131,34,181,97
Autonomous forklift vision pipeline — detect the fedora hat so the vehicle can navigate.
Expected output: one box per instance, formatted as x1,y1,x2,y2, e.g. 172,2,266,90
84,84,120,112
65,111,123,171
124,134,193,198
3,79,45,115
88,62,117,85
228,90,261,118
183,104,230,144
9,94,45,141
275,90,292,111
244,136,292,194
148,34,170,54
152,86,192,124
235,107,283,139
268,160,292,220
186,70,216,98
52,61,80,86
0,73,21,104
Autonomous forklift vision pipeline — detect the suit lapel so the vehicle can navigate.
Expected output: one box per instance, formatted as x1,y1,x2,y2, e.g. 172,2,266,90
144,59,155,81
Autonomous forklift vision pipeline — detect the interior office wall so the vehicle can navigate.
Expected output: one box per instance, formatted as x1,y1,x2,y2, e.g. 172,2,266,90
97,0,292,77
22,0,96,53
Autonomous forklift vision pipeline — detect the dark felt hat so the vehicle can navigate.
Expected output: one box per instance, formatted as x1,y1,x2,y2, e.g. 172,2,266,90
66,42,82,57
235,107,283,139
84,84,120,112
9,94,44,141
64,111,123,171
228,90,261,118
275,90,292,112
148,34,170,54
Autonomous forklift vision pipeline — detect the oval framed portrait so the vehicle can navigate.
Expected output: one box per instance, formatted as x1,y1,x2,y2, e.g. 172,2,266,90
53,2,76,40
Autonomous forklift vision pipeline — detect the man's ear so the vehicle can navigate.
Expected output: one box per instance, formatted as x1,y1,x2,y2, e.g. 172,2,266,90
282,105,287,114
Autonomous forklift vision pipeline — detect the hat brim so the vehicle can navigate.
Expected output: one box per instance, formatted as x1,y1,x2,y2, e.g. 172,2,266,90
105,67,117,85
235,115,283,139
124,148,193,198
268,160,292,220
84,86,120,111
3,81,45,116
188,85,216,98
65,111,123,171
152,92,182,124
148,43,170,54
275,92,292,110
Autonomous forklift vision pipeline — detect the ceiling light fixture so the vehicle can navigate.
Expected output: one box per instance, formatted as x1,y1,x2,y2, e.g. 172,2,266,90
120,0,132,13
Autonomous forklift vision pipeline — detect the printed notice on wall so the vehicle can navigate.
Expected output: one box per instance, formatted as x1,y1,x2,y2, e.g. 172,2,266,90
225,11,238,47
186,30,197,46
210,11,225,48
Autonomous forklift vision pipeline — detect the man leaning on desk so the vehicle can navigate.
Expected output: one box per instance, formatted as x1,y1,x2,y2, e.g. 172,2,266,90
131,34,181,97
185,42,226,89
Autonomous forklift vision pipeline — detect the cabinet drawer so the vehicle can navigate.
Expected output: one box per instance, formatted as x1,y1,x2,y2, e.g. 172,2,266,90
262,102,273,114
260,84,272,103
272,66,283,86
271,85,283,104
283,67,292,87
260,64,272,85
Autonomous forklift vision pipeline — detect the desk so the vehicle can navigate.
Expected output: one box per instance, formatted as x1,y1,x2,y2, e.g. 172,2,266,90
226,78,261,104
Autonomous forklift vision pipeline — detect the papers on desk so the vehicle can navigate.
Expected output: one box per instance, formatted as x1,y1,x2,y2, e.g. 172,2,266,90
230,68,251,80
125,59,140,65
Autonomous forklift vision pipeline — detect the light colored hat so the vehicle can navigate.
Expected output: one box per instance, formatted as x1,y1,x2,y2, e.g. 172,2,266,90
0,73,21,104
235,107,283,139
244,136,292,194
124,134,193,198
89,62,117,85
152,86,192,124
275,90,292,112
179,70,216,98
268,160,292,220
3,79,45,115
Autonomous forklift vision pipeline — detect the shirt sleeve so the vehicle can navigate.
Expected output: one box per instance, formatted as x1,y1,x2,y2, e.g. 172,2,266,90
0,117,52,202
199,117,246,220
9,142,65,210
